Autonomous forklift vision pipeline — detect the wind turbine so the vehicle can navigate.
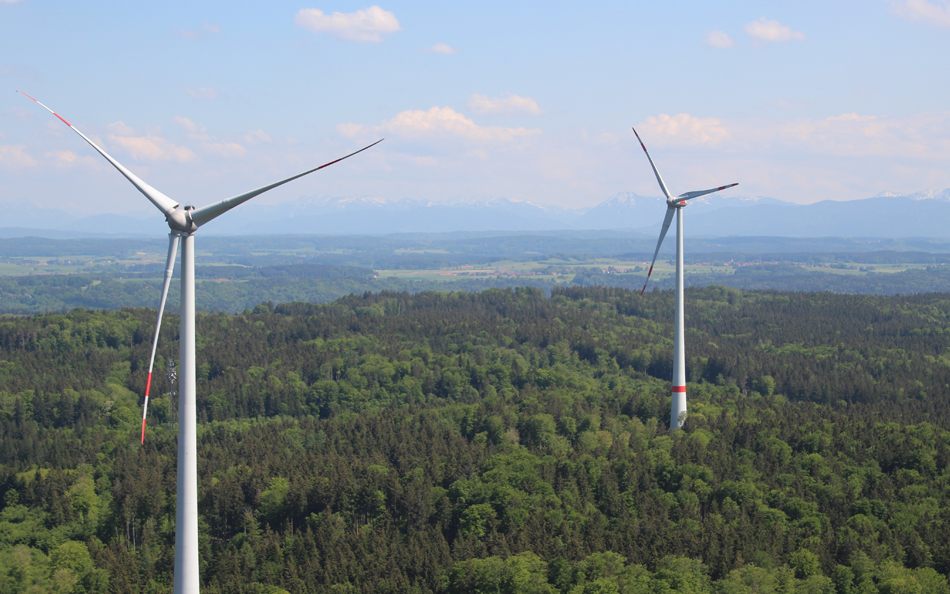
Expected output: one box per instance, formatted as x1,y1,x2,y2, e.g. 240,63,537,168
632,128,737,430
20,91,382,594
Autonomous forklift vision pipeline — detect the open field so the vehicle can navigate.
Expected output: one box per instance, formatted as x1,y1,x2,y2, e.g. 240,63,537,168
375,257,933,283
5,235,950,315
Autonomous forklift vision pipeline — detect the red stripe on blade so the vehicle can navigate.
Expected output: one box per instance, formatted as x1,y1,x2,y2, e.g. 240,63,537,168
54,113,72,127
141,418,147,444
145,372,152,397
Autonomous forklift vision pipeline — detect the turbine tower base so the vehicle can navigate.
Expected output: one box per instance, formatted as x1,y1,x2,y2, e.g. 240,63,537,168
671,389,687,430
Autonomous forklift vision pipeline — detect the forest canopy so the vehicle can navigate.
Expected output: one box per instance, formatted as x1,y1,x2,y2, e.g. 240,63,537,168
1,286,949,592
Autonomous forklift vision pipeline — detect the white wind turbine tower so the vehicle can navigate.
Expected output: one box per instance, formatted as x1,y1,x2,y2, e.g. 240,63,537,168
632,128,737,430
21,91,382,594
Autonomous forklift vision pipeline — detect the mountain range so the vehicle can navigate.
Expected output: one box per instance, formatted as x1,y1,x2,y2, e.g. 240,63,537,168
4,189,950,239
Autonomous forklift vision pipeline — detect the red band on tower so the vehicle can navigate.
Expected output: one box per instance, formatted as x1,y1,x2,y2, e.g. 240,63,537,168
672,386,686,392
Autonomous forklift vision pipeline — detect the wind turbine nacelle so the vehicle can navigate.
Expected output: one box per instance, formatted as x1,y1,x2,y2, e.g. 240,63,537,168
167,206,198,233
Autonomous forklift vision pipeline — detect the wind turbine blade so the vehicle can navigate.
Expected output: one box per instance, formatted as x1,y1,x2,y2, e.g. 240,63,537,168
18,91,179,216
641,206,676,295
190,138,384,228
675,183,739,202
632,128,672,200
142,233,180,444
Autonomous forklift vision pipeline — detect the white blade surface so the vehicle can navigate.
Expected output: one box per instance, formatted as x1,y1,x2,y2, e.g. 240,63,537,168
641,205,675,295
141,233,180,444
191,138,384,228
676,183,739,203
18,91,180,216
632,127,672,200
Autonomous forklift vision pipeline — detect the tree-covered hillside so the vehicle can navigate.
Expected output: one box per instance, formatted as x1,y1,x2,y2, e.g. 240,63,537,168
1,287,949,593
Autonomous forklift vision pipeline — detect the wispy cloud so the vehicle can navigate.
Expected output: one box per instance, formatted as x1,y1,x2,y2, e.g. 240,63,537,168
1,0,26,4
107,121,196,162
244,130,272,145
774,112,950,159
889,0,950,28
745,17,805,43
0,145,36,168
636,111,950,160
173,116,246,158
107,122,136,136
173,23,221,39
172,116,204,134
45,150,99,169
623,110,950,203
467,93,543,116
703,30,734,49
637,113,730,146
184,86,218,100
339,106,540,143
424,43,457,55
295,6,400,42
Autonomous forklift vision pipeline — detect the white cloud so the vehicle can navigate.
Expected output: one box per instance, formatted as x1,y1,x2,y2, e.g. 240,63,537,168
185,86,218,100
294,6,400,42
774,112,950,159
889,0,950,28
107,122,196,162
197,135,243,158
107,121,136,136
244,129,272,144
173,23,221,39
0,145,36,167
628,110,950,202
109,135,196,162
46,150,77,166
745,17,805,43
173,116,204,134
704,30,734,48
339,106,540,144
636,111,950,161
424,43,457,54
467,93,544,116
172,116,247,158
637,113,730,146
45,150,99,169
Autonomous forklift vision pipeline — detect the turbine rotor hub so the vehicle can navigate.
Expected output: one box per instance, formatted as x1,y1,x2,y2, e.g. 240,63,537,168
166,205,198,233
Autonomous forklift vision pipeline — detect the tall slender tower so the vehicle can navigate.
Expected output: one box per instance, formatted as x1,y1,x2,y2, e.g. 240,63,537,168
632,127,737,430
671,205,687,429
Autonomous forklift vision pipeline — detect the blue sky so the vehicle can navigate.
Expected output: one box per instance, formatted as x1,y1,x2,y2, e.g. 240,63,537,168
2,0,949,215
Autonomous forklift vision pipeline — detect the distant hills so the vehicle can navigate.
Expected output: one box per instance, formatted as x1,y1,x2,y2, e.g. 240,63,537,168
5,188,950,239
